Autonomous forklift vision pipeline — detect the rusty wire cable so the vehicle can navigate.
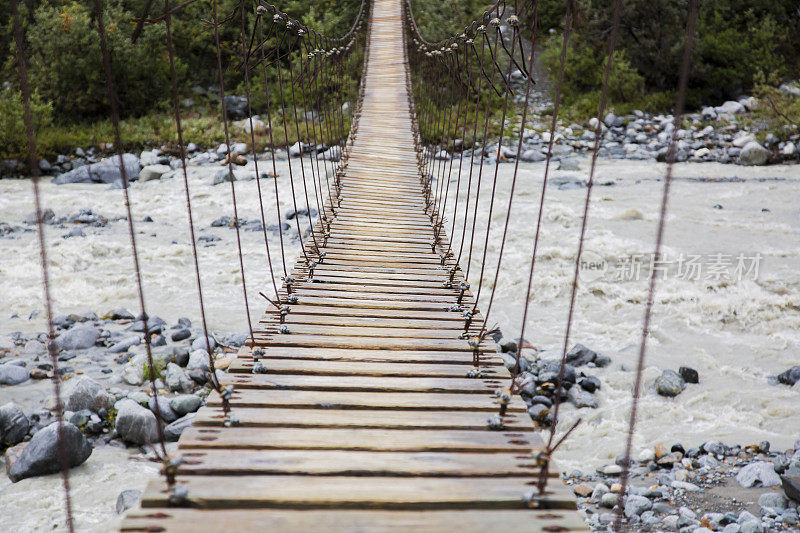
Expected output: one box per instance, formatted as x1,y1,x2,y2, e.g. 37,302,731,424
212,0,256,344
240,1,282,305
615,1,700,529
92,0,171,484
10,0,75,529
162,0,221,427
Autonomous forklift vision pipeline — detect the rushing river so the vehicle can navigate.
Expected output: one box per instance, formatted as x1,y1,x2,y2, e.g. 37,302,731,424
0,156,798,530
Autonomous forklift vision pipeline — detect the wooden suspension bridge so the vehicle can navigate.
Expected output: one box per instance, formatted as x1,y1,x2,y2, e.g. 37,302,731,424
122,0,588,530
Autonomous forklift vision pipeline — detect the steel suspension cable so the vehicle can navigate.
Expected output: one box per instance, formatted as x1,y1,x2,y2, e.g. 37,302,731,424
470,0,533,358
163,0,217,410
240,1,281,305
273,25,311,267
92,0,171,484
10,1,74,529
465,26,502,282
616,2,700,529
545,0,622,448
212,0,255,341
256,13,288,277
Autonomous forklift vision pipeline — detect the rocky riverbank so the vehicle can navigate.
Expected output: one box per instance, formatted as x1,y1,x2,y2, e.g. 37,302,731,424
0,307,246,512
2,83,799,181
565,439,800,532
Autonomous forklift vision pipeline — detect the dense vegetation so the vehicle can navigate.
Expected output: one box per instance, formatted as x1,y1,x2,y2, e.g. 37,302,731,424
0,0,798,160
531,0,800,116
0,0,362,158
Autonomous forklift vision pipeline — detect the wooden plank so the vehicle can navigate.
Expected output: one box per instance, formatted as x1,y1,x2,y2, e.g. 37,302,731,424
290,289,457,304
173,449,549,477
178,427,540,452
123,509,589,533
227,358,500,377
264,305,478,321
259,315,478,331
222,374,505,394
139,475,576,509
251,334,491,351
255,324,468,339
194,407,534,430
207,390,526,412
239,346,500,364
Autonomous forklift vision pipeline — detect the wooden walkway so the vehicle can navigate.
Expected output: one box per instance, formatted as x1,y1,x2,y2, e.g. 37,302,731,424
123,0,586,530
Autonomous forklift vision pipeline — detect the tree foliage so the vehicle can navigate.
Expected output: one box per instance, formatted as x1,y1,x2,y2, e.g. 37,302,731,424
0,0,363,121
531,0,800,110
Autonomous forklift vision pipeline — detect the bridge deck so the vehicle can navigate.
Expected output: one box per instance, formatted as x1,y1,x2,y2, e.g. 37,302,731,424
122,0,587,530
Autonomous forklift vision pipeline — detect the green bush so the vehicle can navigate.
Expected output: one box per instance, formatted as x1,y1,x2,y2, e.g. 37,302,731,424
541,36,646,118
750,73,800,141
0,86,53,159
531,0,800,111
24,1,179,120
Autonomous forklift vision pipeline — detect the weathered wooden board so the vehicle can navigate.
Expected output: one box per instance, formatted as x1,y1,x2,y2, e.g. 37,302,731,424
251,334,492,352
226,358,497,377
172,449,550,477
206,389,527,412
193,407,533,431
222,374,506,394
236,346,500,364
139,475,576,509
123,509,588,533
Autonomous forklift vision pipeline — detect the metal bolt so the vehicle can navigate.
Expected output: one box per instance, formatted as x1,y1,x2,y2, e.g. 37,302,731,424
168,484,189,506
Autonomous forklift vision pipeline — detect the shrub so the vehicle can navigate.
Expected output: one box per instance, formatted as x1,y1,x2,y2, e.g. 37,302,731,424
141,358,167,382
0,86,53,160
541,36,646,119
24,1,179,120
750,73,800,141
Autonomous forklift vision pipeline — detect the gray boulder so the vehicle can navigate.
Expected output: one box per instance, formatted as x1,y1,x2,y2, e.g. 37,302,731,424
115,489,142,514
148,395,178,423
171,329,191,342
191,335,217,352
777,366,800,386
738,141,769,166
109,308,136,320
565,344,598,366
107,336,141,354
187,349,211,371
8,422,92,482
24,208,55,225
758,492,788,510
53,154,140,185
0,364,30,385
221,332,248,347
520,149,546,162
567,386,599,408
558,157,581,171
65,377,114,413
782,475,800,503
624,494,653,517
170,395,202,416
55,324,100,351
165,363,195,393
164,413,195,441
115,399,160,445
655,370,686,397
139,164,172,182
0,403,30,446
736,461,782,488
